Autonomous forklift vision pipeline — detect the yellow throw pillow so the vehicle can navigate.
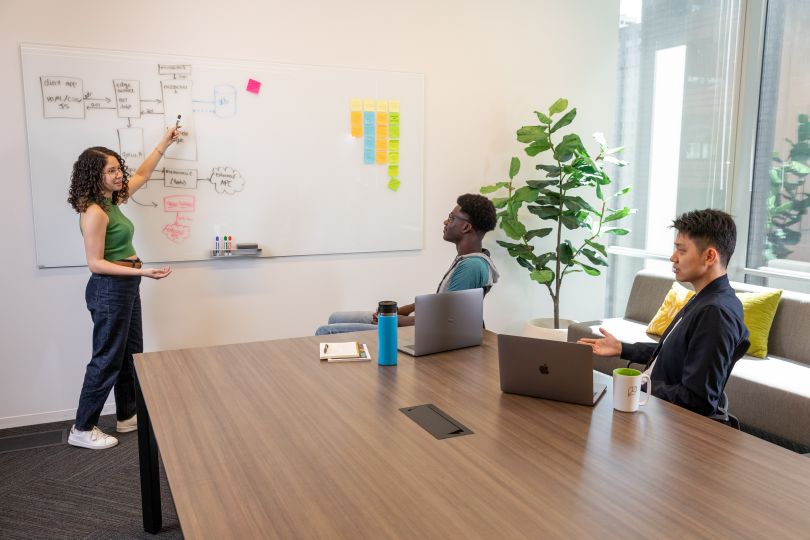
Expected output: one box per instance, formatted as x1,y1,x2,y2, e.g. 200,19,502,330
736,289,782,358
646,282,695,336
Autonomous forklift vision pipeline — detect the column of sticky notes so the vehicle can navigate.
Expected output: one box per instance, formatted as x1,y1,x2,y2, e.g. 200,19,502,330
351,98,401,192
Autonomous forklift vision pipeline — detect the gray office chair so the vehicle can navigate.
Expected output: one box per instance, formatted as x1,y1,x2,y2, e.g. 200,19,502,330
710,391,740,430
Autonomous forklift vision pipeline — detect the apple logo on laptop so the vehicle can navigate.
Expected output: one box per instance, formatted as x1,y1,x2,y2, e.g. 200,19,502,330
539,364,549,375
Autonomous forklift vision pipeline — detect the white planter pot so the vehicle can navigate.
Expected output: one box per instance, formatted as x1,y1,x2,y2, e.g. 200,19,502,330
522,318,577,342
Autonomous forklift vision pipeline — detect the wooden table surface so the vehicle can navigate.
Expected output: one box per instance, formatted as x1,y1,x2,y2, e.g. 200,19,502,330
135,329,810,539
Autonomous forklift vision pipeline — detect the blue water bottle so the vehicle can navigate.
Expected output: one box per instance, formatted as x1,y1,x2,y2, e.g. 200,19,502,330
377,300,398,366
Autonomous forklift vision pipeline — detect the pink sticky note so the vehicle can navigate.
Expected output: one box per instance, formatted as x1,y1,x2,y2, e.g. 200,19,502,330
246,79,261,94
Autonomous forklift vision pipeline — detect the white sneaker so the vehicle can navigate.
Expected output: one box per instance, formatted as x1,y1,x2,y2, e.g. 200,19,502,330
68,425,119,450
116,414,137,433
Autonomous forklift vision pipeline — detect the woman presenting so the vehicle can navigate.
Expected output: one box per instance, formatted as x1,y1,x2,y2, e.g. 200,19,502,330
66,127,178,449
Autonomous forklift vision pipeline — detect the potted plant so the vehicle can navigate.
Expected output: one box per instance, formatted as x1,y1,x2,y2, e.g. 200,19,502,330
764,113,810,263
480,98,634,330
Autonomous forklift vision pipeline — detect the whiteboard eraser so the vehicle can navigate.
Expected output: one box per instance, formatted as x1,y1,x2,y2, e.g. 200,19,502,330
236,243,258,250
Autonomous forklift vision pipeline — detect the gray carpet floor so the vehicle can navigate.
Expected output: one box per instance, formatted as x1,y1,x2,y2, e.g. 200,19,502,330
0,415,182,539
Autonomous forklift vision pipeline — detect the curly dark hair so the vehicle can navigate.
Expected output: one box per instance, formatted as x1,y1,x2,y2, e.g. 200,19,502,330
672,209,737,267
457,193,497,234
67,147,129,212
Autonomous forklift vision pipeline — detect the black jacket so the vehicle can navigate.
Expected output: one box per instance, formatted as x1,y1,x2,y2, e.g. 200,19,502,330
621,275,750,416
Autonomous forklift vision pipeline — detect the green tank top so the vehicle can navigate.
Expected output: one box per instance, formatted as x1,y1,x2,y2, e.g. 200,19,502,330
102,200,136,261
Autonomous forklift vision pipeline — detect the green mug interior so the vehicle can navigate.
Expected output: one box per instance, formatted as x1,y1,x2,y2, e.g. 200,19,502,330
613,368,641,377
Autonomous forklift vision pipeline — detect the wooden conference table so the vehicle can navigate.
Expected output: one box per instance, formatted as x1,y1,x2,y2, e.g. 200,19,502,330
134,329,810,538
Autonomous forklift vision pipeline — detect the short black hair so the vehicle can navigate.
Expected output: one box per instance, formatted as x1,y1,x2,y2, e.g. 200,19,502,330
457,193,496,234
672,209,737,267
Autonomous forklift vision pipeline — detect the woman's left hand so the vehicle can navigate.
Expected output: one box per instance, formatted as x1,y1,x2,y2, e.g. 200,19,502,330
142,266,172,280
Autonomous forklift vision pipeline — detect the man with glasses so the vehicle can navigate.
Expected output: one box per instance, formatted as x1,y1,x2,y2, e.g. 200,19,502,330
316,193,499,334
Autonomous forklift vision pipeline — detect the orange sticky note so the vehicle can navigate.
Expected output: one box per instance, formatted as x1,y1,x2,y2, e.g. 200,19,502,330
376,150,387,164
376,125,388,139
350,111,363,137
376,112,388,125
376,138,388,152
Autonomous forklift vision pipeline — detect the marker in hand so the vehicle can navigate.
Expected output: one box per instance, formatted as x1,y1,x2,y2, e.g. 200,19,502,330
175,114,182,129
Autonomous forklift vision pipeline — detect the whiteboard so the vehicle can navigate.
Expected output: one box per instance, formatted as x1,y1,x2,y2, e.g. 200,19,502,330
21,44,424,267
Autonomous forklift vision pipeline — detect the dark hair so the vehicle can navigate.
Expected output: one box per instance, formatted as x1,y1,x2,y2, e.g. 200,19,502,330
67,147,129,212
457,193,496,234
672,209,737,267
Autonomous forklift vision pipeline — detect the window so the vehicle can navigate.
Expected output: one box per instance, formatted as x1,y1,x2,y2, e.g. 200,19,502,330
607,0,744,315
745,0,810,292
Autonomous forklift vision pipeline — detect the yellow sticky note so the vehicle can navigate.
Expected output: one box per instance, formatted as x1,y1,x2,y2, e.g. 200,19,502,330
376,138,387,152
388,165,399,178
387,178,401,191
389,139,400,151
389,124,400,138
363,99,376,111
377,100,388,113
388,151,399,164
377,125,388,139
388,112,400,125
388,100,400,113
376,150,387,164
376,112,388,126
350,111,363,137
350,99,362,111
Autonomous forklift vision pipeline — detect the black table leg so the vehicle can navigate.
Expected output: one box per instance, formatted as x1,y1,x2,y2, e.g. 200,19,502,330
136,375,162,534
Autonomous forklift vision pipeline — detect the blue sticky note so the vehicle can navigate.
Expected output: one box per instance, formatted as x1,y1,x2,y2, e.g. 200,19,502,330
363,111,375,126
364,136,375,150
364,148,375,164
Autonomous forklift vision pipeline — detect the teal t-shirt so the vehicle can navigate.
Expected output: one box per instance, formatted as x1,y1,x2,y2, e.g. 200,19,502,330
447,257,490,291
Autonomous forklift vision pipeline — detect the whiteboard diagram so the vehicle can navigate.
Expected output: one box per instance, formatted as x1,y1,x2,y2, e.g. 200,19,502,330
21,44,424,267
39,65,245,245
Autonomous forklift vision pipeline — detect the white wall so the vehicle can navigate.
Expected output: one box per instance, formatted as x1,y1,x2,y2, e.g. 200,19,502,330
0,0,619,427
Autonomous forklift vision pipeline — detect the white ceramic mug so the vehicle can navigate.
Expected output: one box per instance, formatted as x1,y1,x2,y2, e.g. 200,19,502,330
612,368,651,412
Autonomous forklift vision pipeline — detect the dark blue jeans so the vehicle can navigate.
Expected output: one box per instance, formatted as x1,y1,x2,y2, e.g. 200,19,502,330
75,274,142,431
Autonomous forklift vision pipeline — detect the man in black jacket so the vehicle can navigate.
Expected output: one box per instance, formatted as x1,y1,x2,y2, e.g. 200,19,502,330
578,209,750,416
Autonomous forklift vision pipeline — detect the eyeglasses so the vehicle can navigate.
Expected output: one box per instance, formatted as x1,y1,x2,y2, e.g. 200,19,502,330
103,166,124,176
447,212,470,223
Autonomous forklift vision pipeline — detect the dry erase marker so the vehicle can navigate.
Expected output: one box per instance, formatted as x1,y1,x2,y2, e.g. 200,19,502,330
175,114,181,129
215,235,219,255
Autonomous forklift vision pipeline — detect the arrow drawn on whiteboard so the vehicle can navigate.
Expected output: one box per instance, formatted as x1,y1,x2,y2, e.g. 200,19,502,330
82,93,111,103
130,194,157,207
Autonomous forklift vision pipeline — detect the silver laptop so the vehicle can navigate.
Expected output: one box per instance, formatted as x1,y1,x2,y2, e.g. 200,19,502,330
497,334,606,406
398,288,484,356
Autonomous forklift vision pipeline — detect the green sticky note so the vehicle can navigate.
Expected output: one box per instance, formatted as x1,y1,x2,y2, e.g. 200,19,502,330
388,165,399,178
389,112,400,125
387,178,401,191
388,152,400,165
389,139,400,151
389,124,400,138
